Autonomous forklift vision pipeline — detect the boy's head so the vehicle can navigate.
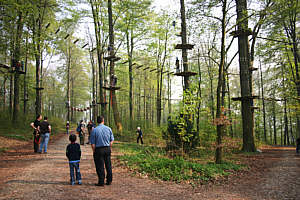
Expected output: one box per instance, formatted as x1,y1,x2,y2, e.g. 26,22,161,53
44,116,48,120
69,134,76,143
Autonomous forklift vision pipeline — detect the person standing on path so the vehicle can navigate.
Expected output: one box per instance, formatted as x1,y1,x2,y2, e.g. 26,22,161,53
136,127,143,145
66,134,82,185
39,116,51,153
77,120,85,145
86,120,95,144
90,116,114,186
30,115,42,153
66,121,70,135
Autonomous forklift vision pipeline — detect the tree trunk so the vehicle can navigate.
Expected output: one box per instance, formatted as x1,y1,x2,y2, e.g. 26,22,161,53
196,50,201,133
67,42,71,122
126,29,134,129
235,0,256,152
108,0,122,132
12,11,24,123
259,60,267,142
215,0,226,164
272,93,277,145
284,99,289,145
23,34,28,114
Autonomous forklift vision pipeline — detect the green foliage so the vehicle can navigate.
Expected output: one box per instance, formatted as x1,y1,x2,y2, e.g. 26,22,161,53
0,110,67,141
163,90,199,153
117,142,244,183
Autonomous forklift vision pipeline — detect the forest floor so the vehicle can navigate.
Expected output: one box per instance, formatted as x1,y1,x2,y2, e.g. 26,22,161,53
0,133,300,200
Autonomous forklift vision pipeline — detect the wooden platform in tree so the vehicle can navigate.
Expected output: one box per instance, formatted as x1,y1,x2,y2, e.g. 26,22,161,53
102,86,121,91
97,102,108,105
0,63,9,69
104,55,121,62
174,71,197,77
249,67,258,71
229,29,253,38
14,70,26,74
34,87,44,90
175,44,194,50
232,95,260,101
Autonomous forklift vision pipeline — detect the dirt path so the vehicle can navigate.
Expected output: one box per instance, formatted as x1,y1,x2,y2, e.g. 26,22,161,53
0,135,300,200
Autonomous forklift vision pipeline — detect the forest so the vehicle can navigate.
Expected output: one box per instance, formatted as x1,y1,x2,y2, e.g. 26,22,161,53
0,0,299,168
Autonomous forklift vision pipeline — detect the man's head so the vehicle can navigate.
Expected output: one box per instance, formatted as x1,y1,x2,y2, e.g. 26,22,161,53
97,116,104,124
44,116,48,121
69,134,76,143
137,127,141,131
36,114,42,121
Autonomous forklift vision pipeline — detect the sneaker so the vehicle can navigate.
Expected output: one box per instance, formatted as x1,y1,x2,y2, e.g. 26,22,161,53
71,182,75,185
95,183,104,186
106,182,111,185
78,180,82,185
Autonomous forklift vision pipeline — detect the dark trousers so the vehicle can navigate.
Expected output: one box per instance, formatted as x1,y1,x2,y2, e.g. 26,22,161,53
137,135,143,144
33,135,40,152
296,145,300,154
79,131,84,145
93,147,112,185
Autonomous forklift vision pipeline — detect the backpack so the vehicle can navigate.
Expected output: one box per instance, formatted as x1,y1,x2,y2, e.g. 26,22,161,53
76,124,81,132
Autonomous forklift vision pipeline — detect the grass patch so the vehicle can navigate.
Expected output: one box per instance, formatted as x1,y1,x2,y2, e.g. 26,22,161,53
0,147,8,153
116,142,245,183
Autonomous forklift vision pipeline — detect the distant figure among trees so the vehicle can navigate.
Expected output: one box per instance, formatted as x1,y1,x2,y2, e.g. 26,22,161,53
66,121,70,135
136,127,143,145
296,137,300,154
30,115,42,153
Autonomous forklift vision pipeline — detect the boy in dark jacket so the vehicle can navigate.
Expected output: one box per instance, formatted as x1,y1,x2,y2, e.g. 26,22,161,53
66,134,82,185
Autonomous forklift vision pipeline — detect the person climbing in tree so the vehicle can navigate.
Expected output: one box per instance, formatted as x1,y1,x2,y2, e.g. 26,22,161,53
30,114,42,153
86,120,95,144
296,137,300,154
136,127,143,145
76,120,85,145
175,57,180,73
66,121,70,135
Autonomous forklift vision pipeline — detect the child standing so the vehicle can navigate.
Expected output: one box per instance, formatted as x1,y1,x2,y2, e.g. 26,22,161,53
66,134,82,185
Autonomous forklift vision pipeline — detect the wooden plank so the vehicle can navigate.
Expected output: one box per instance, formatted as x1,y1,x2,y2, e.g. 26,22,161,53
175,44,194,50
102,86,121,91
174,71,197,77
104,55,121,62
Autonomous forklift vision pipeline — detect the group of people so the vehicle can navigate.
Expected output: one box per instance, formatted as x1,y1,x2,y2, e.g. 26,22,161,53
66,116,114,186
31,115,144,186
30,114,51,154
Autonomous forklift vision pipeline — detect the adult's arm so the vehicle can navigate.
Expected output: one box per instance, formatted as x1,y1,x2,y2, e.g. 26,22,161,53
90,129,96,153
91,144,95,153
30,122,35,129
49,125,51,134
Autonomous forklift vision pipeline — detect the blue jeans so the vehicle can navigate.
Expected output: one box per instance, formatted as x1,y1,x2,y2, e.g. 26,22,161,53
39,133,50,153
69,162,82,184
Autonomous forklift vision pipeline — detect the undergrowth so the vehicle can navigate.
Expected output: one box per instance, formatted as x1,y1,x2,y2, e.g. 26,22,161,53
0,112,69,141
116,142,245,183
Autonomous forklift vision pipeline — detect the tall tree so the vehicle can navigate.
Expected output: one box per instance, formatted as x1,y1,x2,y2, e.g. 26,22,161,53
235,0,256,152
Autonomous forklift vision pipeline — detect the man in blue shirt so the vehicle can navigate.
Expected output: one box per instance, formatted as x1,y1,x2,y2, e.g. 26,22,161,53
90,116,114,186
